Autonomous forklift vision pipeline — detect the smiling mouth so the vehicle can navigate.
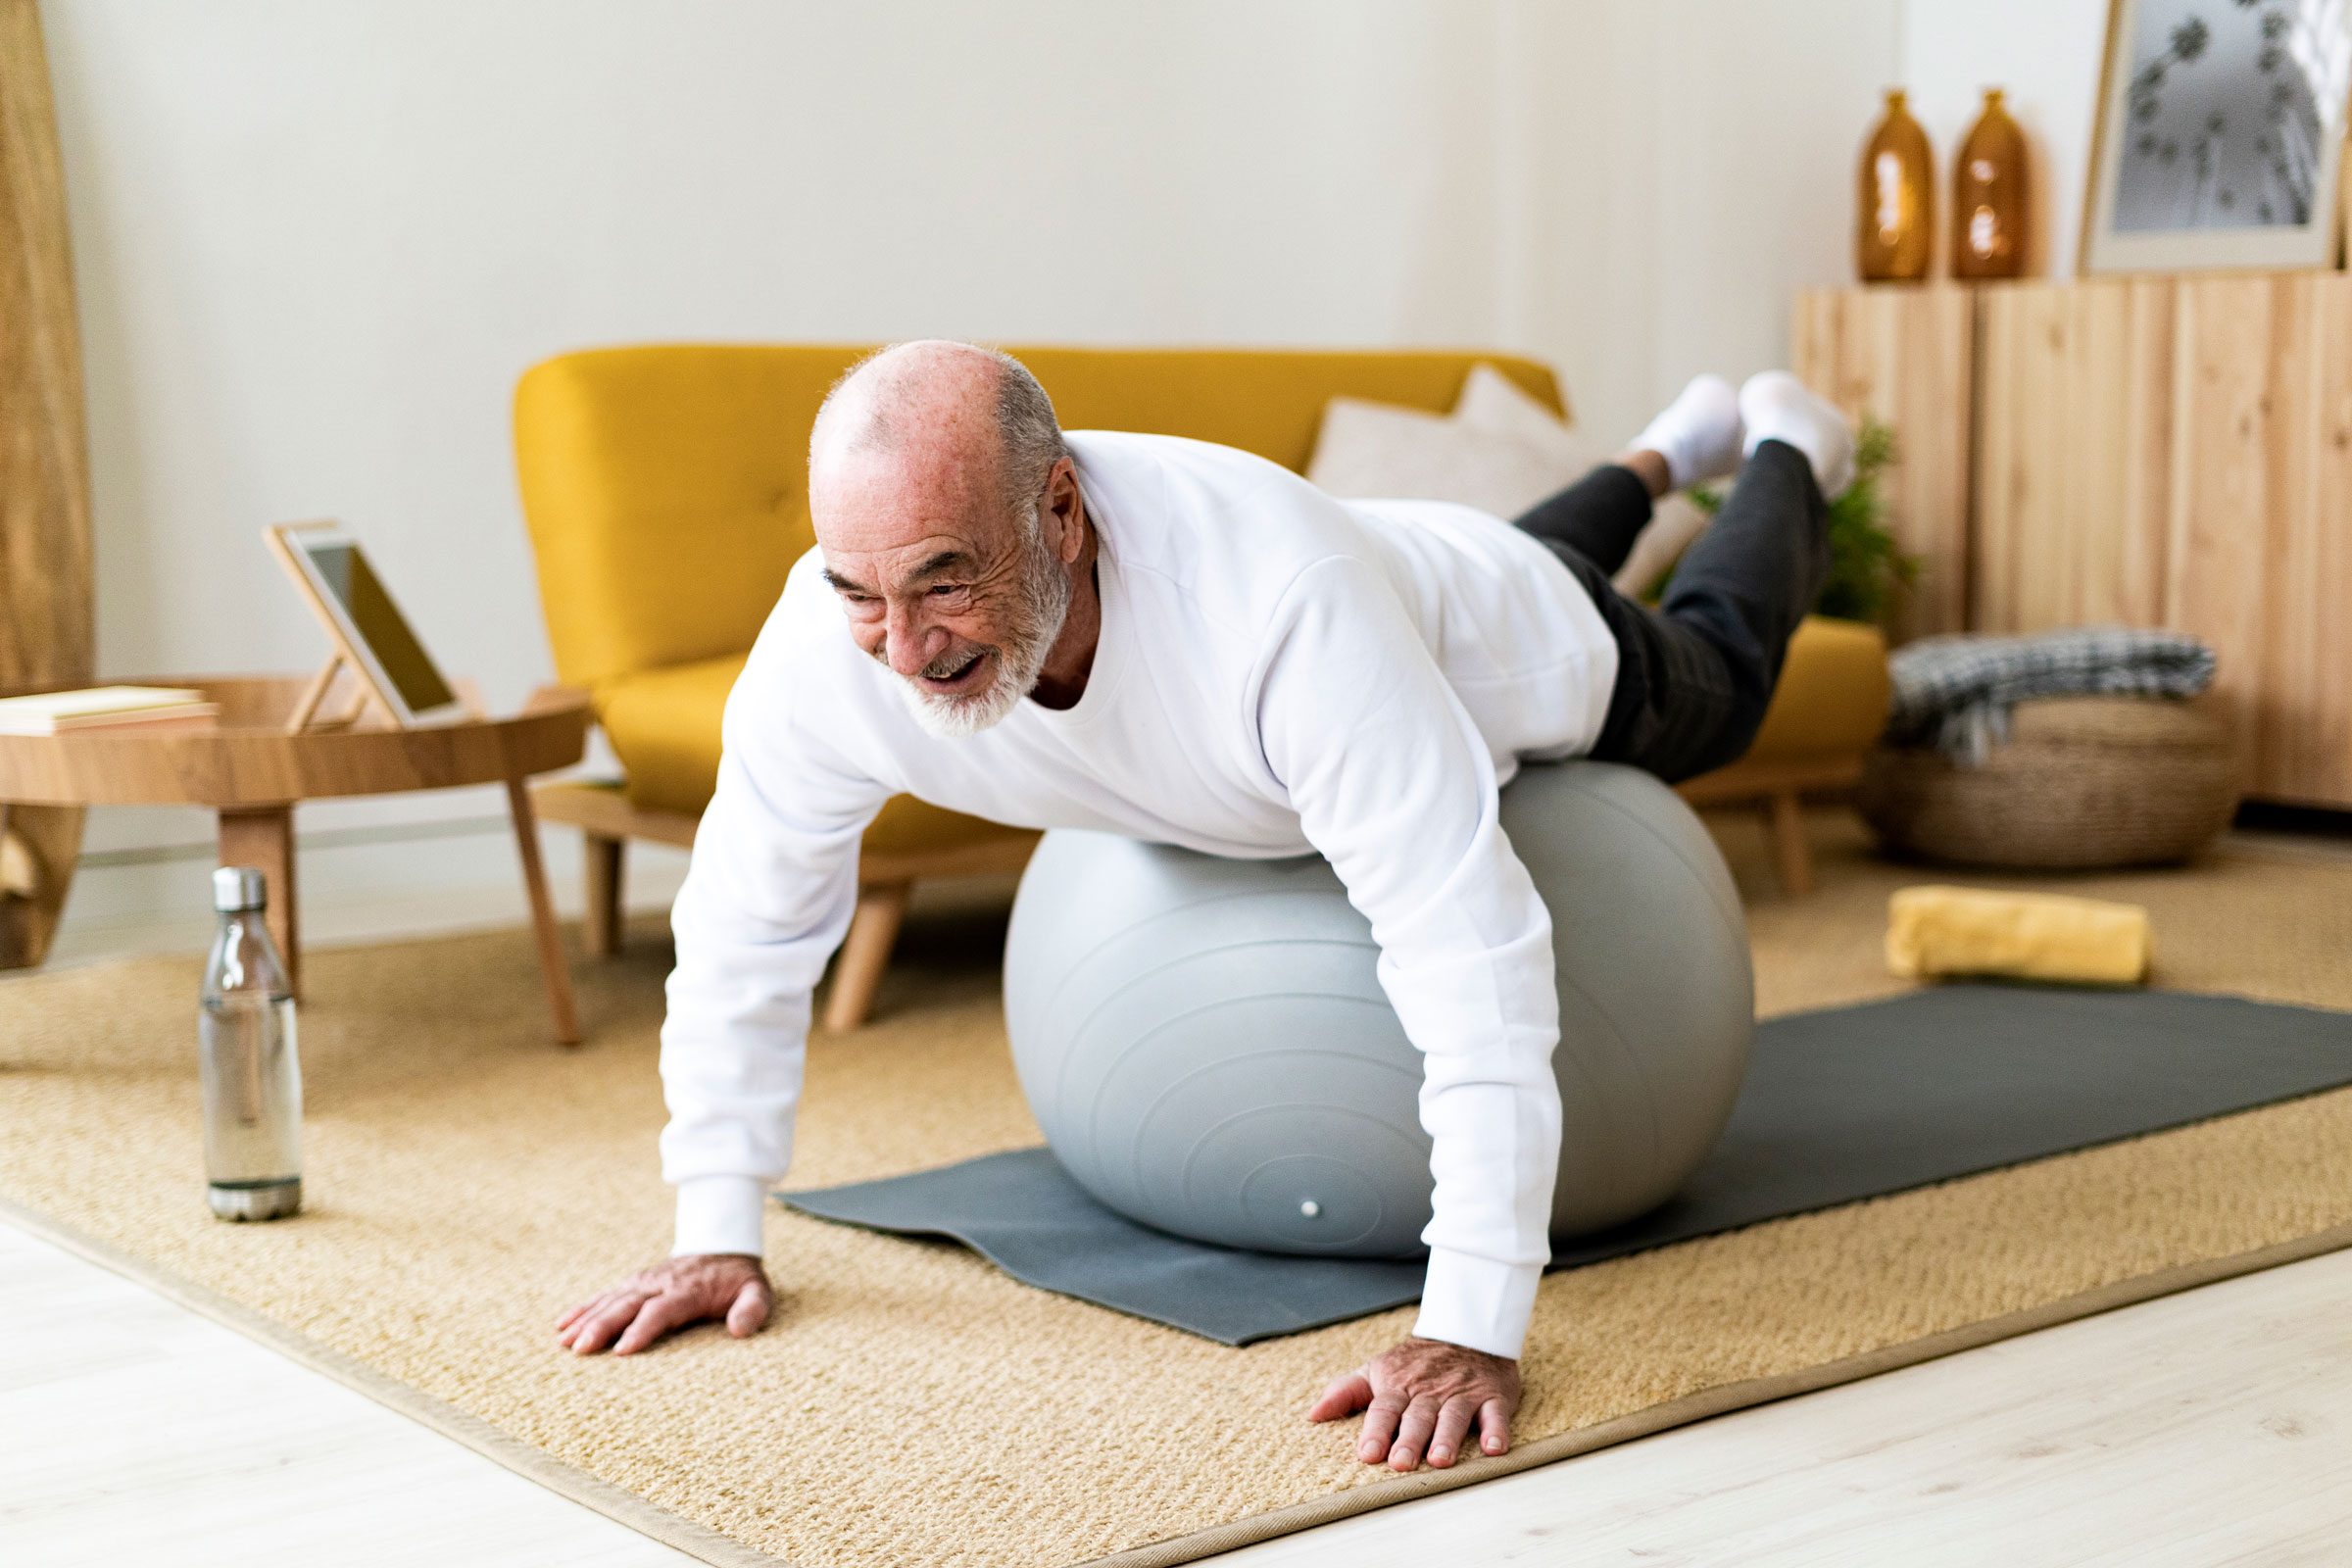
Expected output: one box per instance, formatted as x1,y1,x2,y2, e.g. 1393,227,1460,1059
917,649,991,694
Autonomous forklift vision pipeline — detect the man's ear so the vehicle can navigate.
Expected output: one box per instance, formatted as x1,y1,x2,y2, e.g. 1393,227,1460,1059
1044,457,1085,564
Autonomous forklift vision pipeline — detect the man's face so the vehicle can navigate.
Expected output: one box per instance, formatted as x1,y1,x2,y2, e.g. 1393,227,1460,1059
813,457,1072,738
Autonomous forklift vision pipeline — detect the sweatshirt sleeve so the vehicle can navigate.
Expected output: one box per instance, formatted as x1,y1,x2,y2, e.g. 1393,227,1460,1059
657,646,892,1260
1252,556,1562,1359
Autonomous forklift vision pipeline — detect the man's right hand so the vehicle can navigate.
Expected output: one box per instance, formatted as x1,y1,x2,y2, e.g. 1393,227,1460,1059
555,1253,773,1355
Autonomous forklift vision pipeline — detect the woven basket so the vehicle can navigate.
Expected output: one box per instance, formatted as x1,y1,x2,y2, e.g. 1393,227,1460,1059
1857,696,2241,869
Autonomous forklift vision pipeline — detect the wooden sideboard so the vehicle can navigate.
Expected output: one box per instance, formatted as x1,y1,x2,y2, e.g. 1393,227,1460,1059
1793,272,2352,810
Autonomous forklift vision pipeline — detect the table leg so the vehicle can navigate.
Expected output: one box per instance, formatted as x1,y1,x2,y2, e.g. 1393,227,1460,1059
218,805,300,997
506,776,581,1047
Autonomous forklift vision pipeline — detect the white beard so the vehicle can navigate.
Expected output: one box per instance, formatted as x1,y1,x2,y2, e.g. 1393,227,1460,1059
892,518,1073,739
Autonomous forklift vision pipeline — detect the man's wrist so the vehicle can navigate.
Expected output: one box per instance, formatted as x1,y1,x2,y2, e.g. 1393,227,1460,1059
1411,1247,1540,1360
671,1174,770,1259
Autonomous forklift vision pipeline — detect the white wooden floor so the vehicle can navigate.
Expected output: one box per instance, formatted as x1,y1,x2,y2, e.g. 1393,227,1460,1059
0,1224,697,1568
3,1218,2348,1567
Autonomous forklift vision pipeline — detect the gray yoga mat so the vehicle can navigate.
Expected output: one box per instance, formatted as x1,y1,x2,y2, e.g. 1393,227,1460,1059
779,985,2352,1346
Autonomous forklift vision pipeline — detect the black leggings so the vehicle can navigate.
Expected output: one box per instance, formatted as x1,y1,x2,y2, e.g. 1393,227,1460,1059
1512,440,1830,783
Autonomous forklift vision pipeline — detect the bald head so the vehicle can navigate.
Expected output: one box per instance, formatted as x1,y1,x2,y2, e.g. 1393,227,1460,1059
809,340,1066,528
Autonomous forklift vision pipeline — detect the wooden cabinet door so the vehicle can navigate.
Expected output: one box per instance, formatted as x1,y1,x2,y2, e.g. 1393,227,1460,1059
1794,273,2352,808
1790,284,1976,643
2165,274,2352,808
1974,279,2175,636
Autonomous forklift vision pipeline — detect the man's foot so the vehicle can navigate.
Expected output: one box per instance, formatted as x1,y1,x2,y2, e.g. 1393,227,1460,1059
1739,370,1856,501
1629,373,1743,492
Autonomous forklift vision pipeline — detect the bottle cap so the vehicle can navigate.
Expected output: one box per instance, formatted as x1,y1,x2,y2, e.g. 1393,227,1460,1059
213,865,268,913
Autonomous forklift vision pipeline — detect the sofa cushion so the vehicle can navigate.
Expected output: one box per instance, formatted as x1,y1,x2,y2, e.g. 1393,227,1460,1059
595,654,1025,857
1742,616,1891,762
594,655,745,817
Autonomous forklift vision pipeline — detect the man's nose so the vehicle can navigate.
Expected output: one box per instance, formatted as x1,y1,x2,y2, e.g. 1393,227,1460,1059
884,604,945,677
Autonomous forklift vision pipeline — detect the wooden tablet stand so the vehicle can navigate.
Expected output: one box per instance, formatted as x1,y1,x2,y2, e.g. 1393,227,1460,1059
283,653,387,734
281,653,483,735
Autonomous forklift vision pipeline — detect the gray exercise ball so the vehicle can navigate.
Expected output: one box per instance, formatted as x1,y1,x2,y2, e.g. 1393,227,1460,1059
1002,760,1753,1258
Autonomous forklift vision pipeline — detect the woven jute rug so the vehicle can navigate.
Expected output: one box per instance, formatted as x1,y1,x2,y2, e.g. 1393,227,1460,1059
5,814,2352,1568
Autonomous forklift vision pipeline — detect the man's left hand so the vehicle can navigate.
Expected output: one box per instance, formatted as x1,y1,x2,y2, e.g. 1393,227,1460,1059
1307,1336,1521,1470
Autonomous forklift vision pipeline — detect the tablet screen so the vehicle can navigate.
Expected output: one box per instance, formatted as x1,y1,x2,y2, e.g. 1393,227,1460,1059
298,539,459,715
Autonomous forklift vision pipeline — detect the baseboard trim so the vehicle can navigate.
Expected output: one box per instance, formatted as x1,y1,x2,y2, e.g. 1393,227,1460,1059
44,819,689,968
75,809,519,869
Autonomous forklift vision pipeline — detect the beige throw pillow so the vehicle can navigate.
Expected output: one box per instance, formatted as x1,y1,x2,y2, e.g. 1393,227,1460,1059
1302,395,1595,522
1303,363,1708,598
1451,363,1590,454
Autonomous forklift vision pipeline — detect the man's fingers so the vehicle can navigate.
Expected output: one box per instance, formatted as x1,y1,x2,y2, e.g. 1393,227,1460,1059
1307,1370,1373,1423
612,1291,697,1355
556,1289,613,1341
557,1289,623,1348
1356,1392,1408,1464
725,1278,772,1338
1388,1394,1443,1471
1316,1342,1522,1468
1426,1396,1480,1468
556,1287,633,1339
1477,1397,1513,1455
567,1292,652,1355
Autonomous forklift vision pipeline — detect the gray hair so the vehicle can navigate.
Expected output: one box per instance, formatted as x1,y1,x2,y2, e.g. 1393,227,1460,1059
990,349,1067,530
815,341,1067,533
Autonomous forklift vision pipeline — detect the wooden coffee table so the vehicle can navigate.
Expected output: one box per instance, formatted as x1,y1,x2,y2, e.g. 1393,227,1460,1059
0,675,592,1044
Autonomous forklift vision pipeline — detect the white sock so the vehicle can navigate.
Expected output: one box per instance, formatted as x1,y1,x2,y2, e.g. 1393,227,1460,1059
1629,374,1743,492
1739,370,1856,501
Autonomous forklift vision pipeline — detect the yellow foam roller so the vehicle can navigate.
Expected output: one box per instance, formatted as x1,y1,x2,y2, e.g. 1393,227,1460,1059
1886,885,2150,985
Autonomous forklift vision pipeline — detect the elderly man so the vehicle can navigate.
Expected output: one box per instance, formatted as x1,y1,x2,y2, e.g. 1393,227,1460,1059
557,339,1854,1473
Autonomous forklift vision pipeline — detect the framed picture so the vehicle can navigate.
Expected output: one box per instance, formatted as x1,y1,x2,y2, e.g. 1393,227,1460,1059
265,521,472,729
2083,0,2352,273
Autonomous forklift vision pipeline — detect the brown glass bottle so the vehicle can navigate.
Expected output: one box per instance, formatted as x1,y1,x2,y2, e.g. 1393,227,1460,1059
1951,88,2028,278
1857,88,1934,282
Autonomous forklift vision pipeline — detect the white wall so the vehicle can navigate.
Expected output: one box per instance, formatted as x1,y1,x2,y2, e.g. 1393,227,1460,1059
33,0,2118,943
1643,1,1904,407
49,1,1539,712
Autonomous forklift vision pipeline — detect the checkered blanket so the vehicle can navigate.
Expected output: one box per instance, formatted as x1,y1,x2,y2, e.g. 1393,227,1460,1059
1886,625,2218,763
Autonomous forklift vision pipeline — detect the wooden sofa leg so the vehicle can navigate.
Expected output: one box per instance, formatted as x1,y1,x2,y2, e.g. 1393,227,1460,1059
1763,790,1815,897
824,881,912,1033
583,832,625,958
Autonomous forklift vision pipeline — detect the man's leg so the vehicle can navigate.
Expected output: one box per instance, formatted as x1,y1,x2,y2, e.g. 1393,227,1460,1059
1556,373,1849,784
1509,374,1741,575
1509,463,1657,577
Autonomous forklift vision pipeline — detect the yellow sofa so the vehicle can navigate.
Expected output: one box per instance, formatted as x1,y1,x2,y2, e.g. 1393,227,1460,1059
513,345,1886,1027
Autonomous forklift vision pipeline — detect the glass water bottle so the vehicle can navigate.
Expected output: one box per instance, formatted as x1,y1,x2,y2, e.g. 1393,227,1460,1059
199,865,303,1221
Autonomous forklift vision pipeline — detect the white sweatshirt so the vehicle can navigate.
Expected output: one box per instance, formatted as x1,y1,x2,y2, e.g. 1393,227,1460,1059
660,429,1618,1359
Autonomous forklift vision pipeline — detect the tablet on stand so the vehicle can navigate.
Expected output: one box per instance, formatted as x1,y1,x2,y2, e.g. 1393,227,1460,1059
265,521,476,733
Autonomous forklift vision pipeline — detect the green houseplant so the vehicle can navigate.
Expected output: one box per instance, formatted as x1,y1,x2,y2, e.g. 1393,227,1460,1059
1673,416,1919,626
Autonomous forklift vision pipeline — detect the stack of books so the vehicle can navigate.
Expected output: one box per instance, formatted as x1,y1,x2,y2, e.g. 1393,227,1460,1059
0,685,221,736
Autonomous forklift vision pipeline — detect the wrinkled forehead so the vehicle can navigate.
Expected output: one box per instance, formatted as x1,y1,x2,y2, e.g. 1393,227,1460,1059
810,444,1015,562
